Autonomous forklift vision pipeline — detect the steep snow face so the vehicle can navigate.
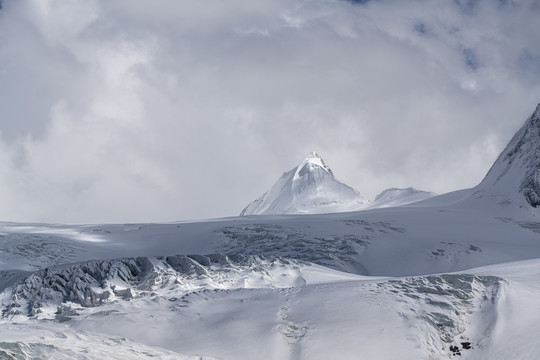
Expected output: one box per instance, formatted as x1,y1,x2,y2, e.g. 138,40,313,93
241,152,368,215
476,103,540,207
369,187,436,208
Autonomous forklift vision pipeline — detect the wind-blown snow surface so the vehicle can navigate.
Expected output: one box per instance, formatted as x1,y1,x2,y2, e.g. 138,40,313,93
1,106,540,359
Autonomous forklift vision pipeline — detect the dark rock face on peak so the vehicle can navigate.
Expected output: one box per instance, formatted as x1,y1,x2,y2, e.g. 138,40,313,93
478,103,540,207
307,151,334,176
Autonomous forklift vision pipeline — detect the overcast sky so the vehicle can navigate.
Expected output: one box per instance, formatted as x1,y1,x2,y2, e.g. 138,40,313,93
0,0,539,223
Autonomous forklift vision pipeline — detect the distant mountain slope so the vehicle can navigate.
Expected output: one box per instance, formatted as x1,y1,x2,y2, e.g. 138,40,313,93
240,152,368,215
475,103,540,208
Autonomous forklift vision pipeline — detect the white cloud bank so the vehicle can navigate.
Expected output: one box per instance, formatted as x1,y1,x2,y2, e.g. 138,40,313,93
0,0,539,223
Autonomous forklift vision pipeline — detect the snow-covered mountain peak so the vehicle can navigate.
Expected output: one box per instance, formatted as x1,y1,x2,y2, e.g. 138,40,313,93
476,102,540,207
300,151,334,177
305,151,319,159
240,152,367,215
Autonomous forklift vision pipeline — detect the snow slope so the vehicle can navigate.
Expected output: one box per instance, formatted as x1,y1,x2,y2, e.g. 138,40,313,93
240,152,368,215
0,104,540,359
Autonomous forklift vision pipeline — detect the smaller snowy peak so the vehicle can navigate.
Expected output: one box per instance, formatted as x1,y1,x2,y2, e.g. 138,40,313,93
240,152,367,216
369,187,436,208
476,102,540,207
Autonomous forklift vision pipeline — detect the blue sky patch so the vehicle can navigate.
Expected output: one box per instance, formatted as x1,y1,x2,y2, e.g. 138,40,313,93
462,48,479,71
347,0,372,4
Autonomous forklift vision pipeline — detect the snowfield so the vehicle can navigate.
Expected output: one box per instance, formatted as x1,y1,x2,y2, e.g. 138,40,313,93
1,104,540,359
0,193,539,359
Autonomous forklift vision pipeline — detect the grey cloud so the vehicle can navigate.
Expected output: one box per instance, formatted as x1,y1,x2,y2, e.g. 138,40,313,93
0,0,539,223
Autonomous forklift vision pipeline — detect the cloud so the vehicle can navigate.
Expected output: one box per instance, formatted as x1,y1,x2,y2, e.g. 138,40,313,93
0,0,539,223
